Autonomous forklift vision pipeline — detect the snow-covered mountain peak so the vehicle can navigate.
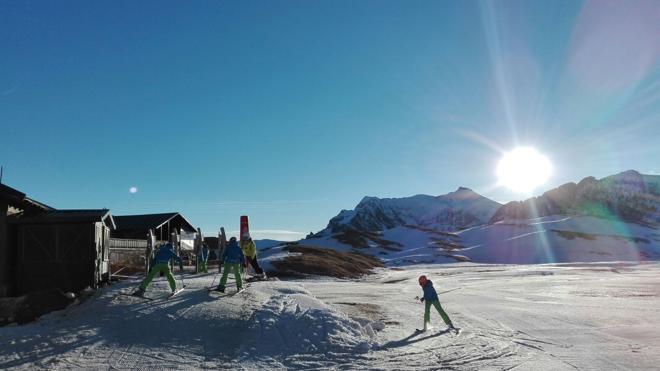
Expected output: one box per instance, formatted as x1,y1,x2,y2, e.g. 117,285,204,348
440,187,482,201
321,189,501,234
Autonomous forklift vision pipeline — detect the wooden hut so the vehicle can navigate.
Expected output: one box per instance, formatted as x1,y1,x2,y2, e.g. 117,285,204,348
1,183,114,296
0,183,53,297
9,209,115,294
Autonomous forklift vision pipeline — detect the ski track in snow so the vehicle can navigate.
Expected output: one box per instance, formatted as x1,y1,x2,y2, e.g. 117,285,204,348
2,263,660,370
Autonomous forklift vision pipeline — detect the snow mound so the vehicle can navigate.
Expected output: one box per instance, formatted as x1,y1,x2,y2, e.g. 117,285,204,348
238,285,378,368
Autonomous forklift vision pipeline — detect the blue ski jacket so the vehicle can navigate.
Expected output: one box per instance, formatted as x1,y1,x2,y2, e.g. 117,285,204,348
153,243,182,265
199,245,209,262
223,240,245,264
422,280,439,302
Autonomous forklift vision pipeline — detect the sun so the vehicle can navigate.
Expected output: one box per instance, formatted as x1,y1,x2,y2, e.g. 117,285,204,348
496,147,553,193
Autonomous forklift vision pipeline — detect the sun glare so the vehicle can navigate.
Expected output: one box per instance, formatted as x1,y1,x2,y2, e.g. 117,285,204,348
497,147,553,193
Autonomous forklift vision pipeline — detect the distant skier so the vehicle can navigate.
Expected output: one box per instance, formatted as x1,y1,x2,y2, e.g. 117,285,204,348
197,242,210,273
216,237,245,293
133,242,183,297
240,233,267,280
417,275,456,333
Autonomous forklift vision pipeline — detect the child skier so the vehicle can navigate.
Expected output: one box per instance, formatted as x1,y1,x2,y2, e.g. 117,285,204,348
417,275,456,332
133,242,183,297
240,233,267,280
216,237,244,293
197,243,210,273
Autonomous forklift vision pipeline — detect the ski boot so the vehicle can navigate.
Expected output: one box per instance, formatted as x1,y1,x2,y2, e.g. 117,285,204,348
215,285,225,293
132,288,145,297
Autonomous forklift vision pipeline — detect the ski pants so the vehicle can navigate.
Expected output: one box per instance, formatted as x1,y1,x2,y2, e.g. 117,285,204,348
198,261,208,273
245,255,264,275
219,263,242,290
424,299,452,326
140,263,177,292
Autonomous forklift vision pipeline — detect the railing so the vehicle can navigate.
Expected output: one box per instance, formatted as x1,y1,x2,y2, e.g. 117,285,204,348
109,238,148,249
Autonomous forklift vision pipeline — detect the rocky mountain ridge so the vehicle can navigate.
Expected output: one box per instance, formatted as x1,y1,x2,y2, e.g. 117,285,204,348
490,170,660,225
321,187,502,234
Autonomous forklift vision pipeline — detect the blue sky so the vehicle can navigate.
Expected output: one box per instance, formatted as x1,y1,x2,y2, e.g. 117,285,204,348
2,1,659,240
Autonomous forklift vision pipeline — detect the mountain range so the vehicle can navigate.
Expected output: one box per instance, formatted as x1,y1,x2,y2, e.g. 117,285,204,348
324,187,501,234
294,170,660,265
491,170,660,225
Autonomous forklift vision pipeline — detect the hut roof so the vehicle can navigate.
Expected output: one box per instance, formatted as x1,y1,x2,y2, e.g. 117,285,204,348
0,183,54,212
113,212,195,233
10,209,115,228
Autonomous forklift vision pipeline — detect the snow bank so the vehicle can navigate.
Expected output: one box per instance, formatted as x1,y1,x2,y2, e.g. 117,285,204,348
237,284,378,368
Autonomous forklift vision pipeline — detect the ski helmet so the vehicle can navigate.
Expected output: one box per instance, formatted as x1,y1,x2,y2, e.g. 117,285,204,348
418,275,428,286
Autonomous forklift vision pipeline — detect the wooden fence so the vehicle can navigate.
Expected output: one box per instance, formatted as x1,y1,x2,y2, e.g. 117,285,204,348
109,238,149,249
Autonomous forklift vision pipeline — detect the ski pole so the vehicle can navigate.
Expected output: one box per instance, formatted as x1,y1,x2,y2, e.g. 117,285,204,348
210,273,219,289
179,262,186,288
437,287,462,295
179,274,186,289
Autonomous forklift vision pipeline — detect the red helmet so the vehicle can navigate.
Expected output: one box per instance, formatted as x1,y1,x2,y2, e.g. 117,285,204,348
418,275,428,286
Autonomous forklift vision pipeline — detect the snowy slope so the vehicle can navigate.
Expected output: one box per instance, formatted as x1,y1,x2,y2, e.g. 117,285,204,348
2,263,660,369
322,187,501,234
296,215,660,266
458,215,660,264
299,226,464,266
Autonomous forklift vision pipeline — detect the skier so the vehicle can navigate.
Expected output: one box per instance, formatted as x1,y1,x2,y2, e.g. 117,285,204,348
133,242,183,297
197,242,210,273
240,233,267,280
417,275,456,332
216,237,244,293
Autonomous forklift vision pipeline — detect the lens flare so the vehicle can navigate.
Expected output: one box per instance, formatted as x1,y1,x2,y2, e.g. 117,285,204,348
497,147,553,193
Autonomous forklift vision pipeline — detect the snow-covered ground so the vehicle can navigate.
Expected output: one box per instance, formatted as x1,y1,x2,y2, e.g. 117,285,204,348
2,262,660,370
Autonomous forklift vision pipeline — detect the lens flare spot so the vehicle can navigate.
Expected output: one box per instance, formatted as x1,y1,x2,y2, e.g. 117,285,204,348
129,186,138,194
497,147,553,193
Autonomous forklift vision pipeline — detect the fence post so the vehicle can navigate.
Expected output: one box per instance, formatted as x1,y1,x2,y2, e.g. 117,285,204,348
194,227,202,273
146,229,155,275
171,231,181,272
218,227,227,273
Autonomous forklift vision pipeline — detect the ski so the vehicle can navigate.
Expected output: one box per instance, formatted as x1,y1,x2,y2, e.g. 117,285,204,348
244,276,268,283
414,326,460,335
117,292,155,301
208,284,250,296
168,288,185,299
228,287,248,297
